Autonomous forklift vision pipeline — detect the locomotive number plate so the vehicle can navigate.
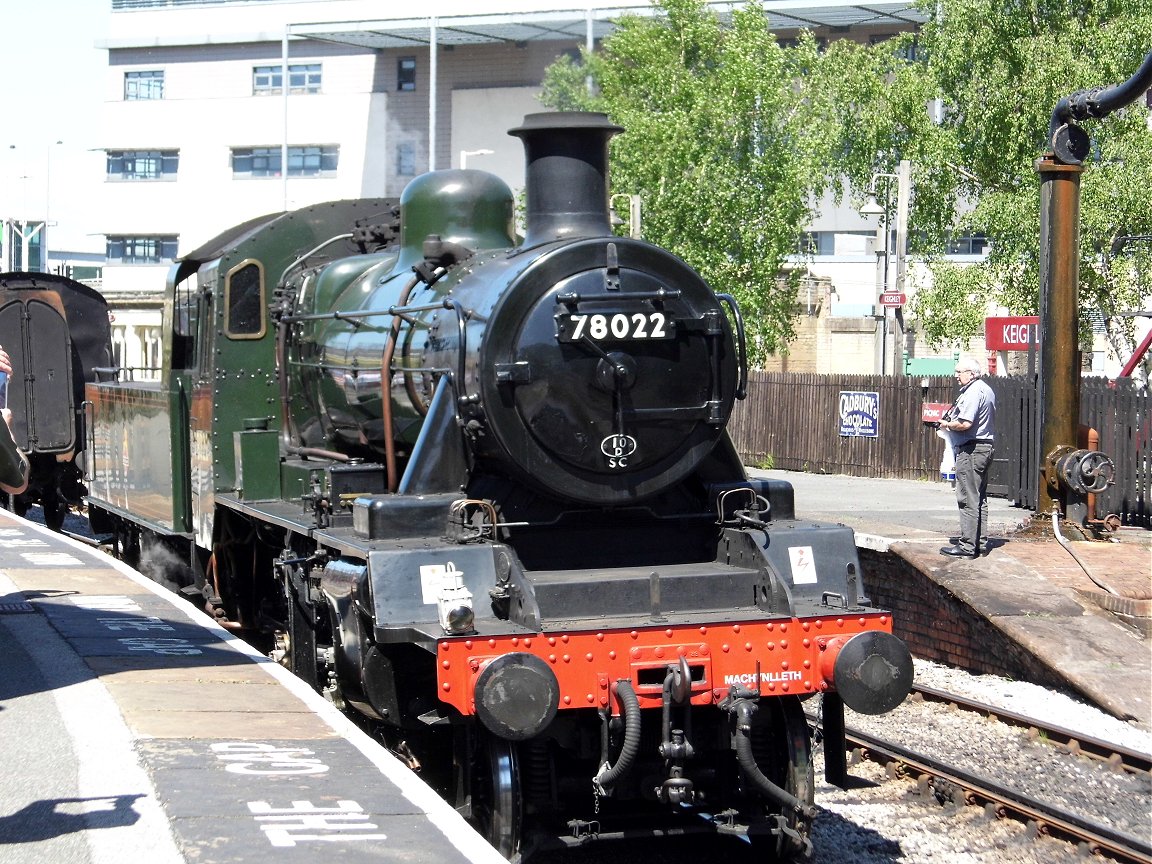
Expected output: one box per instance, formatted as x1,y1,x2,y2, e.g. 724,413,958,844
556,312,672,343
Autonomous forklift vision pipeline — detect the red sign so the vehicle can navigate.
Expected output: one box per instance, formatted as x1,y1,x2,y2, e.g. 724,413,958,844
985,316,1040,351
879,292,906,307
921,402,951,423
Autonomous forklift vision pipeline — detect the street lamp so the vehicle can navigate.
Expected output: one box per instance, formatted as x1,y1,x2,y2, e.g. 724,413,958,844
6,145,40,272
44,140,63,275
859,195,884,218
610,193,642,239
5,142,61,273
459,148,493,169
858,160,911,375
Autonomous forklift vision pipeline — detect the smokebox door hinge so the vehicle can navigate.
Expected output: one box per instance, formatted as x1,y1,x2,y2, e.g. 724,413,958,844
494,361,532,384
605,242,620,291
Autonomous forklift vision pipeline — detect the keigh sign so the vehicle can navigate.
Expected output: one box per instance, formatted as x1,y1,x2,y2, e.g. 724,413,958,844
986,316,1040,351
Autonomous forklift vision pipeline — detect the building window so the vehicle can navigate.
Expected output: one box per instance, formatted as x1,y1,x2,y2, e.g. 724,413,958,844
106,150,179,180
945,233,989,255
797,232,830,256
231,145,339,178
396,142,417,177
106,235,179,264
124,70,165,100
796,231,875,256
398,57,416,91
252,63,322,95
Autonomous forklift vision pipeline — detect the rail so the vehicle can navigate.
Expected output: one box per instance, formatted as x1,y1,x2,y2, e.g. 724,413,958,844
810,685,1152,864
841,727,1152,863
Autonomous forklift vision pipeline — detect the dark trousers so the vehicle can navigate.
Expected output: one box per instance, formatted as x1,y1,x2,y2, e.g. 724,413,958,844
953,441,993,554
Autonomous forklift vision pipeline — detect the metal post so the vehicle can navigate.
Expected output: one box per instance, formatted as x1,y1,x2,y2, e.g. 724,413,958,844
876,215,889,374
586,9,595,96
43,140,61,274
429,18,438,172
281,28,289,210
822,692,848,788
1036,156,1083,514
892,160,911,376
861,166,911,376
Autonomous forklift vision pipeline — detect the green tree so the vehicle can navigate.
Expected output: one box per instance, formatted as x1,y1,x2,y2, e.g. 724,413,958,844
543,0,1152,363
540,0,843,364
822,0,1152,351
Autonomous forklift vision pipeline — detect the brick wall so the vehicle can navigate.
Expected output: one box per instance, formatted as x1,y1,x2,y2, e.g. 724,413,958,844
860,549,1076,693
758,277,880,375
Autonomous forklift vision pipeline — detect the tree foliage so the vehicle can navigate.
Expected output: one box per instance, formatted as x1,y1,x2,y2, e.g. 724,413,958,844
809,0,1152,350
541,0,843,363
541,0,1152,362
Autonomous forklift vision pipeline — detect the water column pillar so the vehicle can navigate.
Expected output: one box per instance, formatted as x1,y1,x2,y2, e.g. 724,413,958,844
1035,155,1083,515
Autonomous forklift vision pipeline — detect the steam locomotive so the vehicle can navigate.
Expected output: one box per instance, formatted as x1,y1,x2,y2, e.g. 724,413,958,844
0,271,112,529
83,112,913,859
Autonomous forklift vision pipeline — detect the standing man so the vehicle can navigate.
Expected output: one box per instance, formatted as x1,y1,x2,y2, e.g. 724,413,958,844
939,356,996,558
0,343,29,495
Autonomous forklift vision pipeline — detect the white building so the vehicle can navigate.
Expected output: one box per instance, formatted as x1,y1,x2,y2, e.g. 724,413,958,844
95,0,965,375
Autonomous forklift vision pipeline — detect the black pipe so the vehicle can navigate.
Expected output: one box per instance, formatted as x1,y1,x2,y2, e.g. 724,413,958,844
1048,51,1152,146
593,680,642,794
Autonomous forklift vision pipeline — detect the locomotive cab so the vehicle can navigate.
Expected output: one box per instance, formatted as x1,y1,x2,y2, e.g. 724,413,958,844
0,272,113,529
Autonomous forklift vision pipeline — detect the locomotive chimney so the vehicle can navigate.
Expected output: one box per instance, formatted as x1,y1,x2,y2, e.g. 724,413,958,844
509,111,623,249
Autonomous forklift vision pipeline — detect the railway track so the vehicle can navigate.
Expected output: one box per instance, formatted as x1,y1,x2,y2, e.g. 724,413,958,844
811,685,1152,864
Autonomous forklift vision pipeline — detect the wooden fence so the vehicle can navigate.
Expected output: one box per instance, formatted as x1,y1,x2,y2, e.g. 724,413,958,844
728,372,1150,528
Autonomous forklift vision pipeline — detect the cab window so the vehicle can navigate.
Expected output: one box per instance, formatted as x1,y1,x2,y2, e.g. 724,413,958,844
225,259,266,339
172,273,199,371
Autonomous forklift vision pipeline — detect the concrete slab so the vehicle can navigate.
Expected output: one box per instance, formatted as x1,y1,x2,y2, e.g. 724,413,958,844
117,708,341,740
103,679,311,715
87,660,274,685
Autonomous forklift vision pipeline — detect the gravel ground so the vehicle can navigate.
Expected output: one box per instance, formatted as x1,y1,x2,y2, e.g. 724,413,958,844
909,658,1152,751
810,658,1152,863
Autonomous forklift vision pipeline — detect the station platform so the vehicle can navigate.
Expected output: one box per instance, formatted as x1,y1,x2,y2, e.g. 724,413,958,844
0,509,505,864
752,469,1152,730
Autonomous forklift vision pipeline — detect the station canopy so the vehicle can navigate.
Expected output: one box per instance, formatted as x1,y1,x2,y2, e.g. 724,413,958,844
289,2,928,49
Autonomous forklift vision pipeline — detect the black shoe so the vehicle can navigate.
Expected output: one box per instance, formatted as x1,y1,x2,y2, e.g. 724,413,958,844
940,545,976,558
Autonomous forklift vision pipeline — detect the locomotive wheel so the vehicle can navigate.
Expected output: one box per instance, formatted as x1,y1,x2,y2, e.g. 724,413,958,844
469,731,522,859
745,695,814,859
